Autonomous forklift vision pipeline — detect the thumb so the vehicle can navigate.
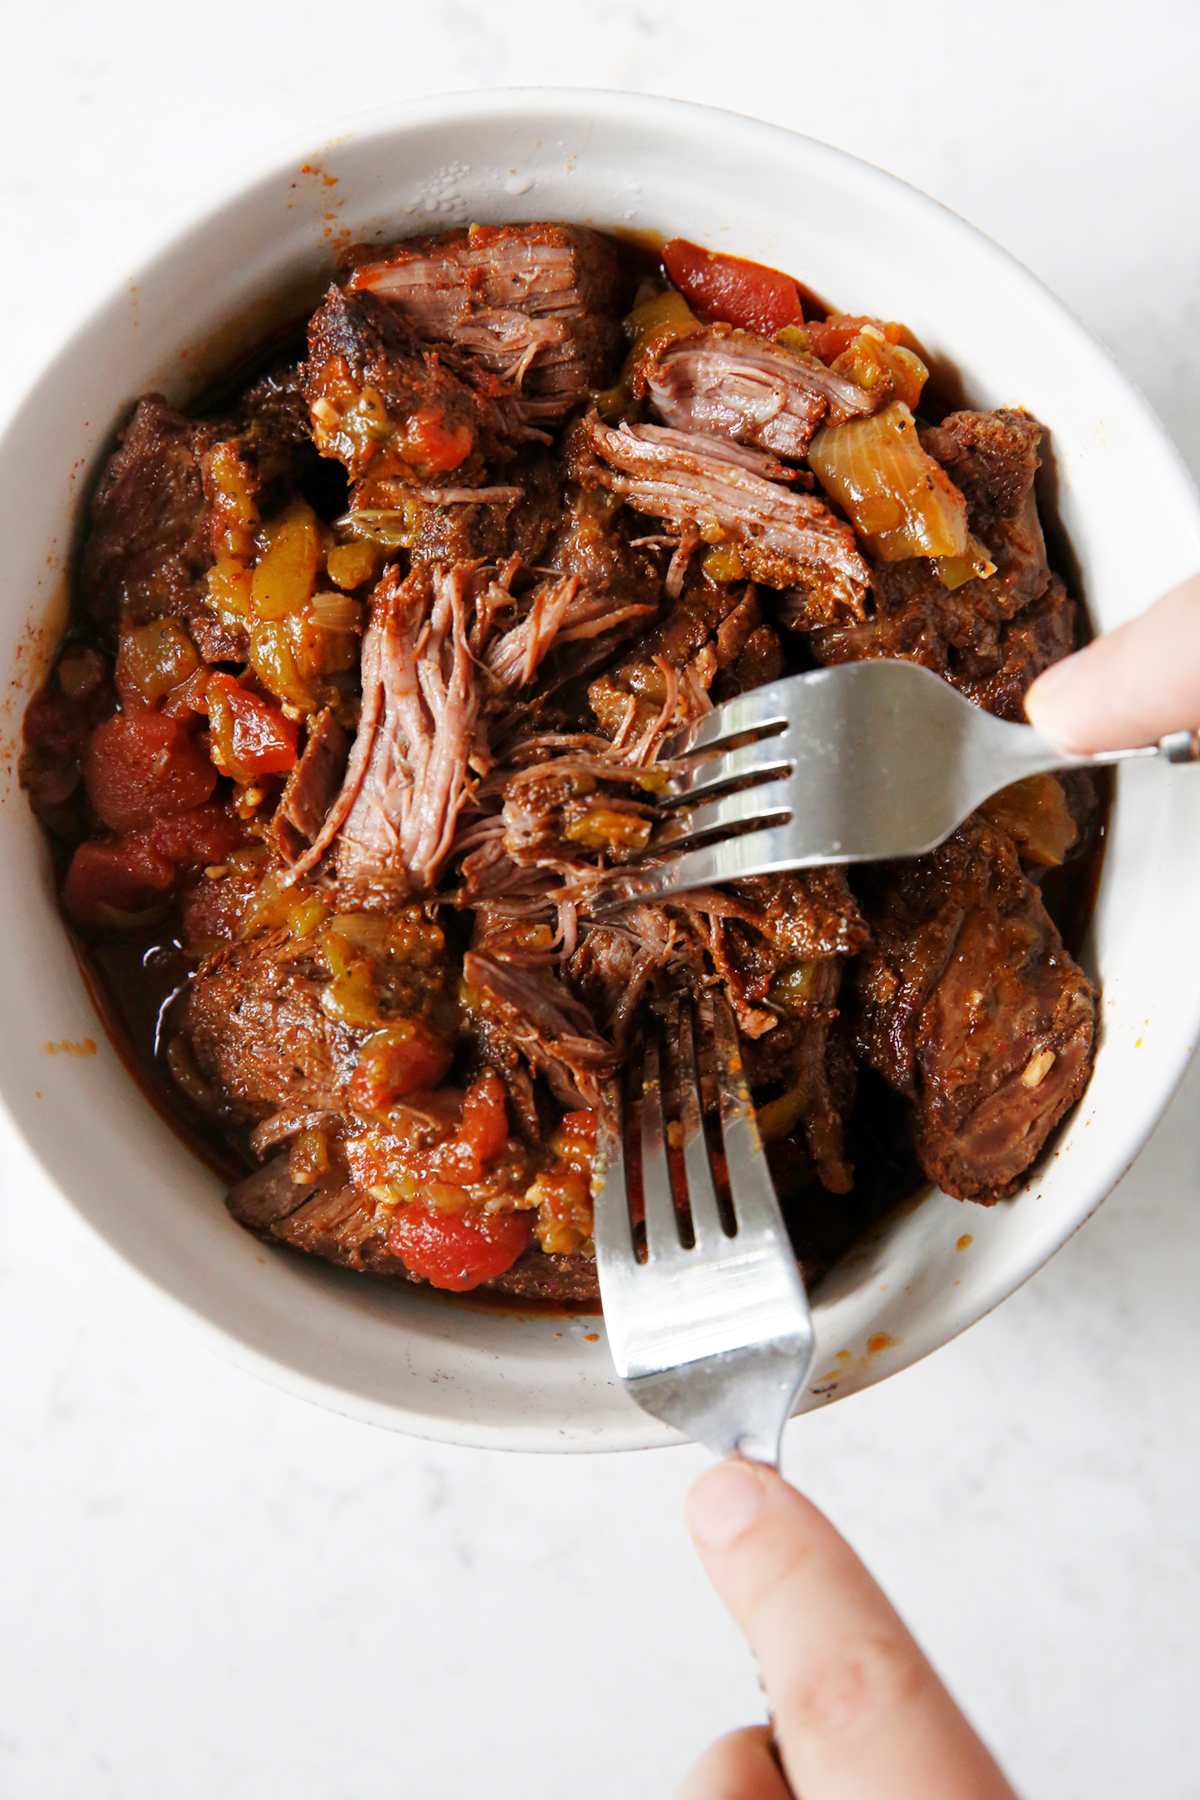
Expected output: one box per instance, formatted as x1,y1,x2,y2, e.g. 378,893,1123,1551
685,1460,1017,1800
1025,571,1200,753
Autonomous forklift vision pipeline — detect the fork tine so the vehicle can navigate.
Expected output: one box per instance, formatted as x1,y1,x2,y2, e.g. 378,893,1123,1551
655,779,792,848
664,739,793,802
677,999,727,1249
641,1025,682,1261
591,822,806,913
591,1079,634,1264
710,992,782,1236
661,681,790,760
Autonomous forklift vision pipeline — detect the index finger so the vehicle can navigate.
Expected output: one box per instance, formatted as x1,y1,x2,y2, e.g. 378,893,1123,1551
685,1460,1017,1800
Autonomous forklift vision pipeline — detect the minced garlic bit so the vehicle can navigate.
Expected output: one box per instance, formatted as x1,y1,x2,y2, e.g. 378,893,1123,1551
1021,1048,1056,1090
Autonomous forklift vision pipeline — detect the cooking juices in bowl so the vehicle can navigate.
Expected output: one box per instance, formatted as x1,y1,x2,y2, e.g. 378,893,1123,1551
19,223,1103,1309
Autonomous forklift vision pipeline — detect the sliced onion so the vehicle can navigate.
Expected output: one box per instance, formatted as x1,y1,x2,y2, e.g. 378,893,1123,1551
808,402,969,561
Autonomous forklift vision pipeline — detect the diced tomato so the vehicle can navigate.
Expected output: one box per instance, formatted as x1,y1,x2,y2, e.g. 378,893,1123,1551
84,711,217,834
404,407,474,474
805,314,903,365
63,836,176,919
63,803,247,924
559,1110,598,1148
349,1021,456,1113
459,1067,510,1167
662,239,805,336
387,1203,533,1292
147,802,247,867
205,672,298,785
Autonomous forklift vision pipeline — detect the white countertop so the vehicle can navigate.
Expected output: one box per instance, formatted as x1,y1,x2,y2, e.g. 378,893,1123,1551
3,5,1199,1795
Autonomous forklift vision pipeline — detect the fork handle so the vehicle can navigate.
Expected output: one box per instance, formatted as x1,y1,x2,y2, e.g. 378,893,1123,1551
1041,725,1199,771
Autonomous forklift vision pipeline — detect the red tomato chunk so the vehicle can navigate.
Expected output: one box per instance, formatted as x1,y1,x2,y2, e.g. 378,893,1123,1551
387,1203,533,1291
84,712,216,834
662,238,805,336
64,803,245,923
206,673,298,785
349,1021,456,1112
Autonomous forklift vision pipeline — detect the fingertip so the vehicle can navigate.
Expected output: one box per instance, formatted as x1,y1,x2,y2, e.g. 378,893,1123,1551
675,1726,790,1800
685,1458,774,1549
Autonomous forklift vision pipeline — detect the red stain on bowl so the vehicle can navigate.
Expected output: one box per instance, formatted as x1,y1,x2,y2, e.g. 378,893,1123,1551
41,1038,97,1058
866,1332,897,1356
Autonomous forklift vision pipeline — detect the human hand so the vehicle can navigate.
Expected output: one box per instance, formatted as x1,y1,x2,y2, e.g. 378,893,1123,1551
678,1460,1017,1800
1025,571,1200,752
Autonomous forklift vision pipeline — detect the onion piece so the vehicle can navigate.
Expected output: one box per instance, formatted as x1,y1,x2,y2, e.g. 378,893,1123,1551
808,402,969,561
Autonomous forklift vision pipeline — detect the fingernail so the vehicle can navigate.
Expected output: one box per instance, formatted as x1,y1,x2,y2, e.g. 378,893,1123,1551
687,1460,768,1547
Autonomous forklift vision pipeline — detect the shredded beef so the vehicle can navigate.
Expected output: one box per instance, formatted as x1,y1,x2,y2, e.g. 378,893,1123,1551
571,413,871,620
640,324,874,459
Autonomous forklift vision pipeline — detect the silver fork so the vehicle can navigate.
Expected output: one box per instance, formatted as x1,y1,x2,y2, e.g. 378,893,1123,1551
592,990,815,1464
598,658,1199,907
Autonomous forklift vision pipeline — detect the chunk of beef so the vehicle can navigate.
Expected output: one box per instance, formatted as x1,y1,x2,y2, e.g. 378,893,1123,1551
947,576,1075,721
80,396,225,630
346,223,625,423
679,870,869,1038
640,325,873,460
270,708,352,864
809,409,1057,698
185,934,363,1120
380,445,562,565
305,287,530,496
920,409,1050,617
570,414,871,621
237,361,314,466
227,1160,600,1301
854,819,1095,1201
588,565,781,743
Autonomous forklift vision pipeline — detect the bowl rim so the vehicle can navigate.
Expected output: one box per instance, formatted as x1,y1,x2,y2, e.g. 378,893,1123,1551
4,85,1199,1452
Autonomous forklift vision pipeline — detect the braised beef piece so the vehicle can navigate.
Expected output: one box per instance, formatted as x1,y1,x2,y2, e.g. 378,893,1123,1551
948,575,1075,721
345,222,625,424
853,819,1095,1202
185,933,364,1121
921,409,1050,617
587,565,782,741
397,445,563,564
271,709,352,865
569,413,871,623
640,324,874,459
305,287,532,497
80,395,226,631
227,1158,600,1301
237,361,314,467
809,408,1061,717
20,645,115,835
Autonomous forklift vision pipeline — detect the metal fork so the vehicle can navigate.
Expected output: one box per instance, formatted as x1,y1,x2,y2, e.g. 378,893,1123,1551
597,658,1200,907
592,990,815,1464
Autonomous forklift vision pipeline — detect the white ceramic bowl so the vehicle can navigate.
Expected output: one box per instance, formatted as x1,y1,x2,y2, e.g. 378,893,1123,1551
2,89,1198,1451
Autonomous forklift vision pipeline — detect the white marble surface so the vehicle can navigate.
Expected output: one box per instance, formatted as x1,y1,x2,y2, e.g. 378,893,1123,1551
2,4,1200,1795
